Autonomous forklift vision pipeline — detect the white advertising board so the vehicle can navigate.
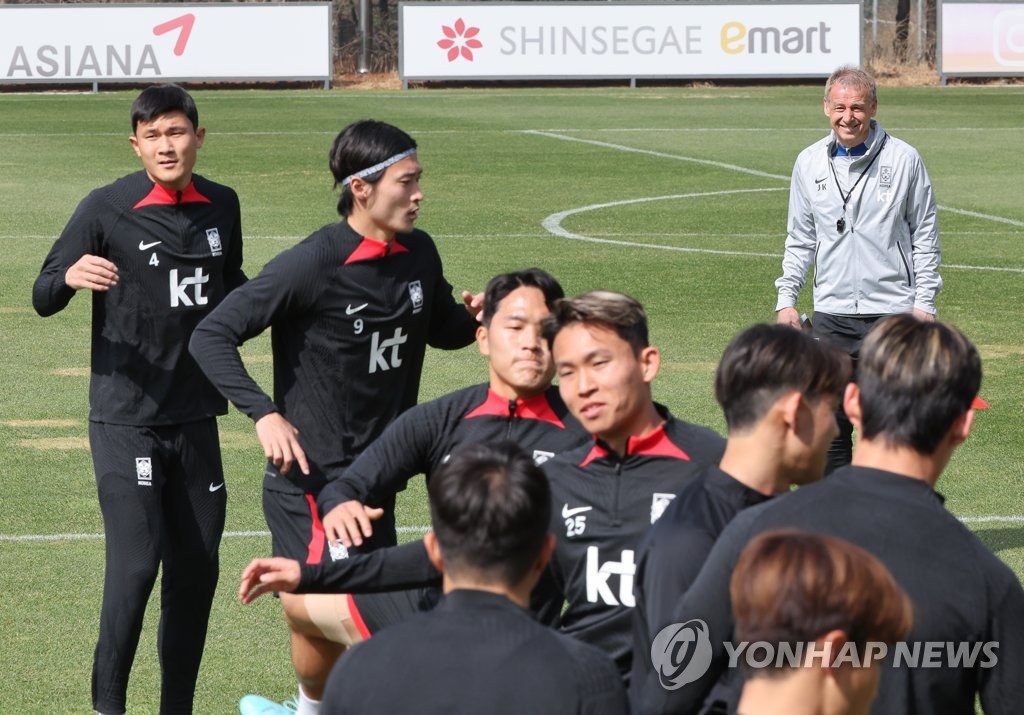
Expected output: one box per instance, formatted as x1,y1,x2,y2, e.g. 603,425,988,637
940,2,1024,77
400,2,861,80
0,3,330,84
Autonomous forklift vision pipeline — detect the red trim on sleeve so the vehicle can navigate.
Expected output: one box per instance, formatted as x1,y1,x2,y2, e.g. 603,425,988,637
343,236,410,265
133,181,211,208
346,594,373,640
304,494,326,565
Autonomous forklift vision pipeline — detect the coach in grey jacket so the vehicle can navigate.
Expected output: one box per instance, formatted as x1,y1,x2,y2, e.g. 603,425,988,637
775,64,940,472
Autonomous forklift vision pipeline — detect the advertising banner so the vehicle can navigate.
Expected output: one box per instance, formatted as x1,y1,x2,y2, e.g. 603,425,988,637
400,2,862,81
941,2,1024,76
0,3,330,85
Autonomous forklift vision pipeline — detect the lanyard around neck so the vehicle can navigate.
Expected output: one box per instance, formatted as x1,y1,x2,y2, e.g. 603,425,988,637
828,133,887,234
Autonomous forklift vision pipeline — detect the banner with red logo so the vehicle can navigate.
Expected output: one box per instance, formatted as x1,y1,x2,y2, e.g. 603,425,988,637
399,2,861,81
940,2,1024,78
1,3,330,85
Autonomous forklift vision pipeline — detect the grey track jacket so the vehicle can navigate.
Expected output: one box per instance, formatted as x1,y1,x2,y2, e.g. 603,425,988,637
775,120,941,316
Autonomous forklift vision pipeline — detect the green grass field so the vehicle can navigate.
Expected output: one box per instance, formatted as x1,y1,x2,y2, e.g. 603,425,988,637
1,84,1022,713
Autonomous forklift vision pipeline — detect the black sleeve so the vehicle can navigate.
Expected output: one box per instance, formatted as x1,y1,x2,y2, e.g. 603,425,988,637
317,397,448,514
529,563,565,629
296,540,441,594
632,511,755,715
423,237,477,350
189,247,315,421
978,562,1024,713
32,193,105,317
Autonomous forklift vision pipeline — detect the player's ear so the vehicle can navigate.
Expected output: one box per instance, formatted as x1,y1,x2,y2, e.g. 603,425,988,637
842,383,862,429
779,390,803,429
129,134,142,158
639,346,660,384
424,531,444,573
476,324,489,357
194,126,206,148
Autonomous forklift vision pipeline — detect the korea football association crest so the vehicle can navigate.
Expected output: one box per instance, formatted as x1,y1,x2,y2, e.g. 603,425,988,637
135,457,153,487
408,280,424,314
651,492,676,523
205,228,223,256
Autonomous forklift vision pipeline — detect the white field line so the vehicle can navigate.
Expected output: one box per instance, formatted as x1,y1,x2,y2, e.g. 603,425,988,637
0,526,430,543
529,131,1024,272
2,519,1020,543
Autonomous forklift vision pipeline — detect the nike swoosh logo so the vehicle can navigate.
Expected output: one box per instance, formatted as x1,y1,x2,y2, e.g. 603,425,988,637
561,504,593,519
209,482,225,492
814,177,828,184
139,240,162,251
346,303,368,315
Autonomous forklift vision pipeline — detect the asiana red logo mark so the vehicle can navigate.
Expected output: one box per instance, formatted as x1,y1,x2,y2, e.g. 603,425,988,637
437,18,482,62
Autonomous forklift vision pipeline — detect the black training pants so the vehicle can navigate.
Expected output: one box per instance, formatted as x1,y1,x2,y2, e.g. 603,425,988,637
89,419,225,715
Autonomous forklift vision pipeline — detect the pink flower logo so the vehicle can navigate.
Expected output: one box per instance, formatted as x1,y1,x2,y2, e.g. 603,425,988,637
437,18,482,62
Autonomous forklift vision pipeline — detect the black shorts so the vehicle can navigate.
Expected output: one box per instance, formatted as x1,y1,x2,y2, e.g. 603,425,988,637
349,586,441,637
262,482,397,564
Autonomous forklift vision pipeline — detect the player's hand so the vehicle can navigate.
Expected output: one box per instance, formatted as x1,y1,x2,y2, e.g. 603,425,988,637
323,500,384,548
462,290,484,322
239,557,301,604
65,254,119,292
776,307,801,329
255,412,310,476
912,308,936,322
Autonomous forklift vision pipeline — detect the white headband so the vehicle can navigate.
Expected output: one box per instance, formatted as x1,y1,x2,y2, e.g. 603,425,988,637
341,148,417,188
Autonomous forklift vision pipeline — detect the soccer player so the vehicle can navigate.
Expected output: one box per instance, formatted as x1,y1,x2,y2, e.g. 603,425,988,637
189,119,480,715
730,530,913,715
629,324,850,699
635,315,1024,715
321,442,629,715
535,290,726,679
32,84,246,715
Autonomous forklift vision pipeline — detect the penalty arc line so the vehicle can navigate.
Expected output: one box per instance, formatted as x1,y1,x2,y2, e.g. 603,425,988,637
528,130,1024,243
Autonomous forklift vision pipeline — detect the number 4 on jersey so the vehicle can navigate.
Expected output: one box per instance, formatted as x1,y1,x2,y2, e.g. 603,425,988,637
149,253,160,267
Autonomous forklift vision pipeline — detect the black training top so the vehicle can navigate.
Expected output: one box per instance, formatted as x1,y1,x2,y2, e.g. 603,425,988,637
189,221,477,494
321,589,629,715
538,409,726,680
33,170,246,426
316,382,589,515
628,464,771,703
634,466,1024,715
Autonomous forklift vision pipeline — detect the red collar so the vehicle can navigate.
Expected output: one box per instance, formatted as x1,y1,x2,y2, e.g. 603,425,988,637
344,236,410,265
580,423,689,467
133,181,211,208
464,388,565,428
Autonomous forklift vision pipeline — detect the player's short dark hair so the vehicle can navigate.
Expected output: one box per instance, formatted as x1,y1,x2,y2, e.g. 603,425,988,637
715,324,851,432
541,290,649,355
731,529,912,677
481,268,564,327
428,442,551,588
131,84,199,133
857,315,981,454
330,119,417,217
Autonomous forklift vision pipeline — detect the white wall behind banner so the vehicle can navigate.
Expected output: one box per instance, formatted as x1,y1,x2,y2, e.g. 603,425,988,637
399,2,862,82
0,3,331,85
